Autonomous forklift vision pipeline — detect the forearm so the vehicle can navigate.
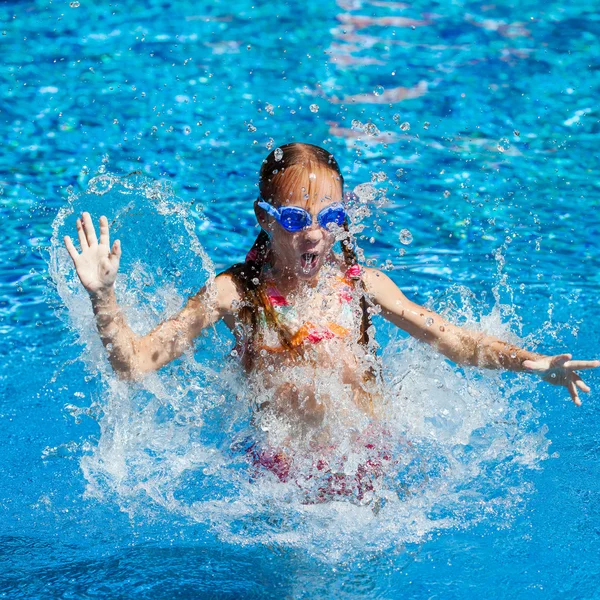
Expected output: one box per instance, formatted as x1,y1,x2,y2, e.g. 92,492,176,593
435,327,546,371
88,275,236,379
90,287,142,378
90,288,209,378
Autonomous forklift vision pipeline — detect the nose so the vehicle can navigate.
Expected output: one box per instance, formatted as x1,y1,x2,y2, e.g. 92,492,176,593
302,219,324,243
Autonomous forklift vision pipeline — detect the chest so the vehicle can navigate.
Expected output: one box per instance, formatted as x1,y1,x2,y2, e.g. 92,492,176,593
258,278,358,347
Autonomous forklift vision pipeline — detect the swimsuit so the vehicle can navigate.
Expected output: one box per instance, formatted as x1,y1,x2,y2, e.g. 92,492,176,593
245,424,397,505
255,262,361,353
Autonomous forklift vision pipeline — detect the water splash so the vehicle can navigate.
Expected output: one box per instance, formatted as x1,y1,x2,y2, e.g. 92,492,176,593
47,171,550,563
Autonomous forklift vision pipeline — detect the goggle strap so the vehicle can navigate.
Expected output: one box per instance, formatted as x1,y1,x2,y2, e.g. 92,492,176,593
257,200,281,220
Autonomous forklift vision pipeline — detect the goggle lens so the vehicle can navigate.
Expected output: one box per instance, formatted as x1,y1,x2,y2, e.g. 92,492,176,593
318,204,346,229
279,207,311,231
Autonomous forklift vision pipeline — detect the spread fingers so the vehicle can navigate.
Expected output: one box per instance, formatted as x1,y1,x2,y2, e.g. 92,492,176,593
76,218,88,250
99,215,110,247
64,235,79,263
563,360,600,370
568,381,582,406
574,376,591,394
81,211,98,246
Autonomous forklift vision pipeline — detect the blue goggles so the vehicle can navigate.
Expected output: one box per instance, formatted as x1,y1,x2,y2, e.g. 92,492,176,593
257,199,347,232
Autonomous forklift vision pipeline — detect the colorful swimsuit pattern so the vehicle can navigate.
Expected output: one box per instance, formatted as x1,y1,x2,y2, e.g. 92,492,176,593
257,263,362,353
245,424,397,505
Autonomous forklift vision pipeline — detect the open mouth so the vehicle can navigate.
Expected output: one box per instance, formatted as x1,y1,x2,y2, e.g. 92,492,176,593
300,252,319,272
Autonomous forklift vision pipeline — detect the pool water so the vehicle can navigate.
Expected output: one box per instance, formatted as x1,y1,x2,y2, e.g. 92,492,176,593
2,0,600,597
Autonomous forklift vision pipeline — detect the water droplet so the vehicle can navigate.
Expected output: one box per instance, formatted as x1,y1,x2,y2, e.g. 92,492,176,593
354,183,377,203
274,147,283,161
0,186,3,196
399,229,413,245
309,173,316,180
252,277,260,285
425,317,434,326
364,122,380,136
371,171,387,182
514,130,520,137
309,104,319,113
423,121,430,129
373,85,384,96
443,190,451,198
497,145,505,153
395,169,404,178
247,123,256,133
266,137,274,150
183,126,191,135
113,118,118,124
265,103,275,115
69,1,80,7
399,248,406,256
400,121,410,131
88,175,112,195
392,114,400,124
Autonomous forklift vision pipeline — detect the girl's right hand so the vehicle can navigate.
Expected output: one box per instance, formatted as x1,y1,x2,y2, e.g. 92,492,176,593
64,212,121,297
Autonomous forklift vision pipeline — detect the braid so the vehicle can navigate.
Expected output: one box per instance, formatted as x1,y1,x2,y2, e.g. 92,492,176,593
341,220,358,267
341,220,371,348
229,229,299,369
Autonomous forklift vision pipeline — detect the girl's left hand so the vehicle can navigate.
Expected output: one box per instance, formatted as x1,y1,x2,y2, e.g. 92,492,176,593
523,354,600,406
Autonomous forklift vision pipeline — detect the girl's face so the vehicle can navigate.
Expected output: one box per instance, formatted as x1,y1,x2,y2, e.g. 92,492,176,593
256,170,343,282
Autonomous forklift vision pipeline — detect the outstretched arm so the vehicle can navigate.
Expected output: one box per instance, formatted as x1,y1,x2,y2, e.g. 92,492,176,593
362,268,599,405
88,276,238,379
64,212,241,380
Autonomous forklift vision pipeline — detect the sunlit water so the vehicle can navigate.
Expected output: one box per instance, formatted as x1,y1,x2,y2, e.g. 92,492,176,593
2,0,600,597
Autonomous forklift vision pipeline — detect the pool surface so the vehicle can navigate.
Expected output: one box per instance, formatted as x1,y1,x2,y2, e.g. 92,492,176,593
2,0,600,597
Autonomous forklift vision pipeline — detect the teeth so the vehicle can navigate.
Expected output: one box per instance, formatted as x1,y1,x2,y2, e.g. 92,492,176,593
300,253,317,273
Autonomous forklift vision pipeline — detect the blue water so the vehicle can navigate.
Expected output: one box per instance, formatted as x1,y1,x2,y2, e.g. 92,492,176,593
2,0,600,597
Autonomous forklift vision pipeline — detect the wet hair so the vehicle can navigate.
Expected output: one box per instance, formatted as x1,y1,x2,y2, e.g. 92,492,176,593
226,142,370,370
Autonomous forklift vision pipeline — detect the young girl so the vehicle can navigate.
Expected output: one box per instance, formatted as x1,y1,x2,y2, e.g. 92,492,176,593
64,143,598,474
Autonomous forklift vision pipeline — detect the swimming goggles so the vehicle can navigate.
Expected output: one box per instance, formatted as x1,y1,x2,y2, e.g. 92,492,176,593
257,199,347,232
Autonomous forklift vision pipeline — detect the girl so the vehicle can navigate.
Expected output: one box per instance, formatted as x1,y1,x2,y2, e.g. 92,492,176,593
64,143,598,447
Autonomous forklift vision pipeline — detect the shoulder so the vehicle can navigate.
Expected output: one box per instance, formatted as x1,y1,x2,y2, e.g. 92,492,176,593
214,269,245,312
359,266,391,288
359,267,407,302
185,269,245,317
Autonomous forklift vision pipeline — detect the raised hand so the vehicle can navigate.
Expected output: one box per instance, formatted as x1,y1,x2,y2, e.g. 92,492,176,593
523,353,600,406
64,212,121,297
